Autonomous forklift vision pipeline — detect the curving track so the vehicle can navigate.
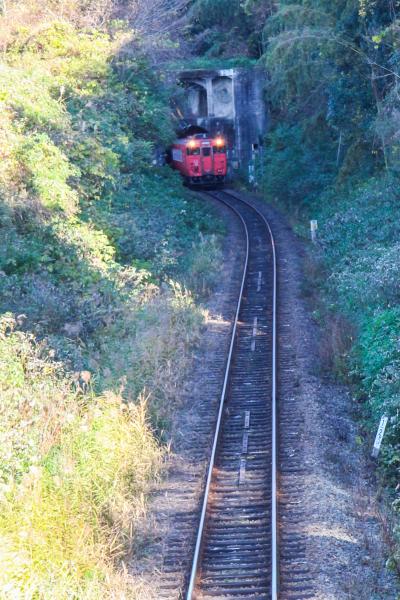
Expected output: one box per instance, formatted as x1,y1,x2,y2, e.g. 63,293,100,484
186,190,278,600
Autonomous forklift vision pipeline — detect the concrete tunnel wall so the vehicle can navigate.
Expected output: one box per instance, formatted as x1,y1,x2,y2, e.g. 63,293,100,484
174,67,267,176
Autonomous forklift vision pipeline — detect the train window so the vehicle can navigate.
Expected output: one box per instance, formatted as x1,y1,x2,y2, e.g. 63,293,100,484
202,147,211,157
172,148,183,162
187,147,200,156
213,146,226,154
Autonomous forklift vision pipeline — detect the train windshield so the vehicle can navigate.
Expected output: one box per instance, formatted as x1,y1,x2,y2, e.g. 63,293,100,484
187,147,200,156
213,146,226,154
202,147,211,156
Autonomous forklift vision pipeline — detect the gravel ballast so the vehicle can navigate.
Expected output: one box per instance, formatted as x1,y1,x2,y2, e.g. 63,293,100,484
131,191,399,599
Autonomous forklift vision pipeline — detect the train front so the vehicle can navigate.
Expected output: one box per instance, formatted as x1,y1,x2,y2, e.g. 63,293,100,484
171,134,227,186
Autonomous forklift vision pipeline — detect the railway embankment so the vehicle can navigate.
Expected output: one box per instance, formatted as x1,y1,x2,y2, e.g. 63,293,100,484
134,189,398,599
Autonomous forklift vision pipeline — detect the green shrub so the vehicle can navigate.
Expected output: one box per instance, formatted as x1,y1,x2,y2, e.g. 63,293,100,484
189,0,244,29
303,175,400,506
0,14,223,597
261,122,336,212
354,308,400,396
0,63,68,131
328,244,400,316
183,233,222,295
17,133,80,214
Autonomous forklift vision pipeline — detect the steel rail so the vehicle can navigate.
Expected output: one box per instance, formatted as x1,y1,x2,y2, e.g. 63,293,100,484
185,194,250,600
221,189,278,600
186,189,279,600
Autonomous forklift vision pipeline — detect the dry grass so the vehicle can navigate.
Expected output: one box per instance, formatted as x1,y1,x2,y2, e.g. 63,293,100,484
301,251,355,378
0,275,208,598
97,283,205,425
0,0,113,51
0,0,189,57
318,313,355,377
0,315,164,599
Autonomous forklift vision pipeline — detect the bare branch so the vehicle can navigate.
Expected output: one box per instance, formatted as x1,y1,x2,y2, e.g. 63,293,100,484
117,0,190,39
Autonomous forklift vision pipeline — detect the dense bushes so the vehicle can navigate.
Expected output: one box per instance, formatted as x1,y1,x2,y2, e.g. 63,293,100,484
188,0,256,57
274,172,400,566
314,178,400,488
0,15,222,598
263,159,400,511
260,122,336,212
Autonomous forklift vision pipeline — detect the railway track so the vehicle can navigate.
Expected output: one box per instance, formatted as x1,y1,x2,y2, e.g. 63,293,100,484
186,189,278,600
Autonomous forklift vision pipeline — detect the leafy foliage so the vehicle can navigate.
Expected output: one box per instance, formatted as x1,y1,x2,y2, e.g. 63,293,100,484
188,0,257,57
314,177,400,493
260,122,336,211
0,13,223,598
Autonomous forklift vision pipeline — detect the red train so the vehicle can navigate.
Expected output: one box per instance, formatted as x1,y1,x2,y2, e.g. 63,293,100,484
171,134,227,185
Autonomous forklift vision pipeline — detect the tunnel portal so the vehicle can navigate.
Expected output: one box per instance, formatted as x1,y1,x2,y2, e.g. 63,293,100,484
173,67,267,177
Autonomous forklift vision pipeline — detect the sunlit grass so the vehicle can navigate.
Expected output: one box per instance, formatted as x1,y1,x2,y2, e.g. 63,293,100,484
0,316,162,599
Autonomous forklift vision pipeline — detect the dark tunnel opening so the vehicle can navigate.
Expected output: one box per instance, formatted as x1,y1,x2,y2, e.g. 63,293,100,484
175,125,209,138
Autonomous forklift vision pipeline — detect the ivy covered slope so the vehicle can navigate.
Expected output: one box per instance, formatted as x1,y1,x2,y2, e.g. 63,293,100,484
189,0,400,566
0,18,221,599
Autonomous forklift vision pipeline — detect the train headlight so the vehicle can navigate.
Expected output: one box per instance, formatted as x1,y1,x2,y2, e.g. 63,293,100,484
215,137,225,147
188,140,197,149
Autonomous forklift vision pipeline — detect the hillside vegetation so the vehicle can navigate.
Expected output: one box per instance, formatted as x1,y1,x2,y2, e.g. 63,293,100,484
3,0,400,593
189,0,400,571
0,3,221,597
